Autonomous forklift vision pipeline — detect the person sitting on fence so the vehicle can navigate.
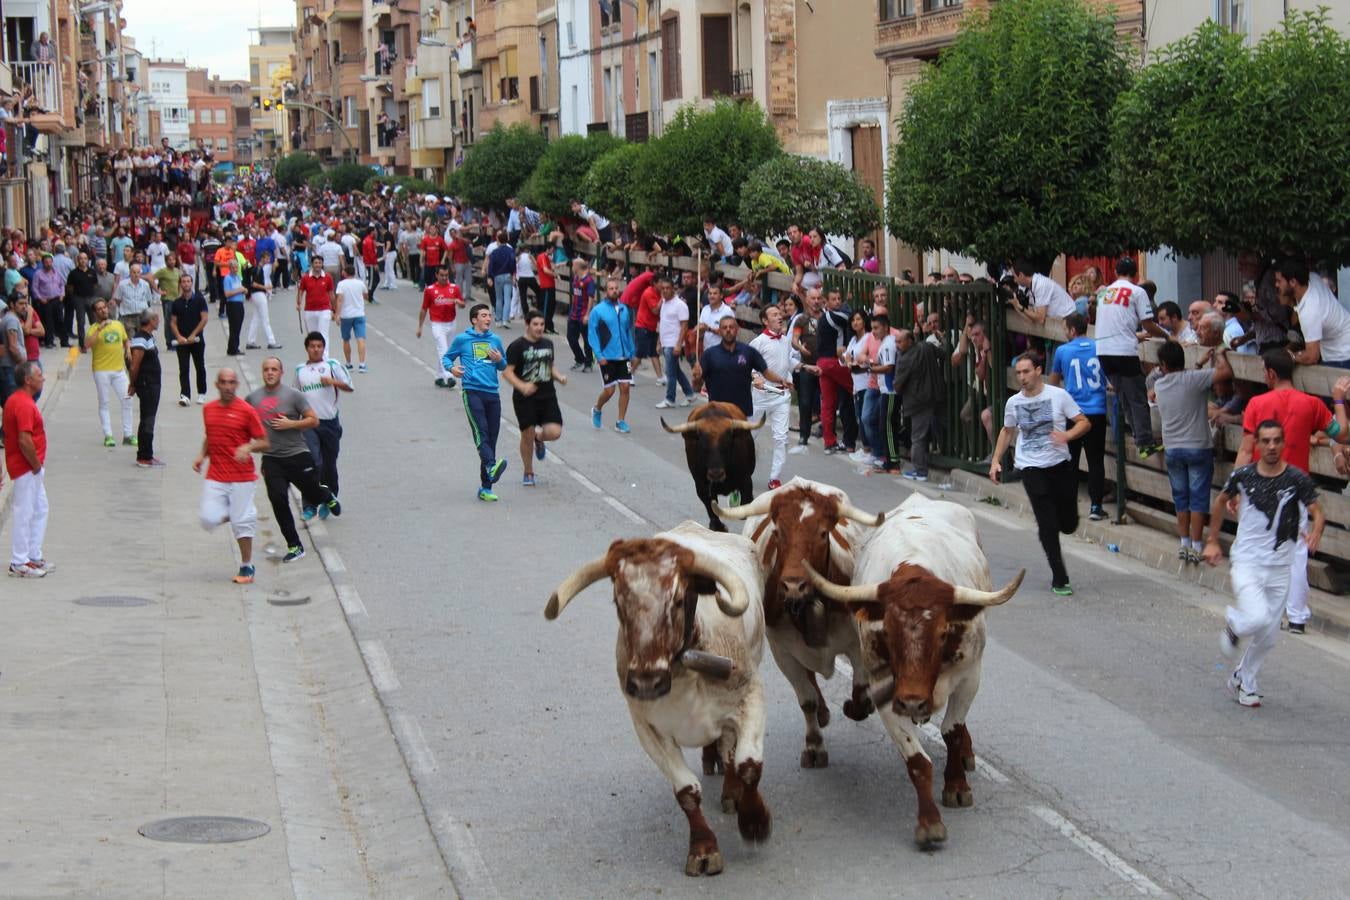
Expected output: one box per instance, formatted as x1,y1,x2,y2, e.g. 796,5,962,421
1009,259,1077,326
1150,340,1232,563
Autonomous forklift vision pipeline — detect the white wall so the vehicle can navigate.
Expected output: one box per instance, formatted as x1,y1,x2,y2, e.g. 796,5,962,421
557,0,592,134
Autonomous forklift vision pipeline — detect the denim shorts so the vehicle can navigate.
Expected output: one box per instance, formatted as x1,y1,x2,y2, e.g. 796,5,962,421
339,316,367,340
1165,446,1214,513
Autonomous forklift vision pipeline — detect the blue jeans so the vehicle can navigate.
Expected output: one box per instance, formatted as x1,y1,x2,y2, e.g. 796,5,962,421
302,415,344,496
493,274,514,323
861,388,883,455
462,389,502,489
663,347,693,403
1165,447,1214,513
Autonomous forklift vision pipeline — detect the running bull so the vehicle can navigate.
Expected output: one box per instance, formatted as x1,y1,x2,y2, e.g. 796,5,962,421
545,521,771,876
662,402,764,532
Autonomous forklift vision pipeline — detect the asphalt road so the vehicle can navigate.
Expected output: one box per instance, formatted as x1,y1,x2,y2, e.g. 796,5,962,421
264,280,1350,899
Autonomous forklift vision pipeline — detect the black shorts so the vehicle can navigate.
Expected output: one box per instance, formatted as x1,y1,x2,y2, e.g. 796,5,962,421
513,391,563,429
597,224,615,244
599,360,632,388
634,327,658,359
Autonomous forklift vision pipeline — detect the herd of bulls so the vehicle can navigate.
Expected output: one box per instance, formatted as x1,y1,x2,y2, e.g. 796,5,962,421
547,454,1025,876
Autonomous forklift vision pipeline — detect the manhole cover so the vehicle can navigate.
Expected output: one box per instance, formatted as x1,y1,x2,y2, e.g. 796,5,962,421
74,595,152,608
267,591,311,607
138,816,271,844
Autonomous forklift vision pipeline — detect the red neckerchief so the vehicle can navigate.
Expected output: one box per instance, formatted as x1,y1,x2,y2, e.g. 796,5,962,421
762,330,783,340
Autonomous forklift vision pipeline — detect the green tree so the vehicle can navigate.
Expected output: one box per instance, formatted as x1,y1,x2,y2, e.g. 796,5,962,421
457,123,548,211
633,100,780,235
739,155,880,240
1112,12,1350,266
886,0,1133,267
581,142,646,226
274,151,322,189
520,131,623,217
315,162,375,194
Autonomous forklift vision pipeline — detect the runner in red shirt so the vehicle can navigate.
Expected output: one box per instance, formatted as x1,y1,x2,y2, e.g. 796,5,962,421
237,234,257,265
536,247,558,334
361,230,380,299
419,230,446,290
631,273,664,382
194,367,269,585
296,256,335,350
416,267,465,388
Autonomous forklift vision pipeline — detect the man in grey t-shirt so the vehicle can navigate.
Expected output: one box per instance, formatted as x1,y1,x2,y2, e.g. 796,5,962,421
1149,340,1232,561
0,302,27,408
246,356,340,563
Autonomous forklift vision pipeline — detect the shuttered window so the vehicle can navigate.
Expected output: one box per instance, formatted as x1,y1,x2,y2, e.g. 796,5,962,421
701,16,731,98
661,17,680,100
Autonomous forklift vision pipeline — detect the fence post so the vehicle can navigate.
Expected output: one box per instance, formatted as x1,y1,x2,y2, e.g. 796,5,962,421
1113,393,1127,523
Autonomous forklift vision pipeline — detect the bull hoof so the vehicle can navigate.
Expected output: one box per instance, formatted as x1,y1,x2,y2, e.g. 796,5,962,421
685,848,724,877
709,519,728,533
720,794,737,815
914,821,947,849
962,755,976,773
799,746,829,769
842,698,874,722
941,789,974,808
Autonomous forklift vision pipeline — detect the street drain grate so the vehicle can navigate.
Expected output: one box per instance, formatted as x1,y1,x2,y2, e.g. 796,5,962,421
267,591,311,607
74,595,153,608
138,816,271,844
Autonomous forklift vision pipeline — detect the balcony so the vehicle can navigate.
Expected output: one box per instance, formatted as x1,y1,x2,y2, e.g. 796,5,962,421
330,0,364,22
730,69,752,97
11,61,66,133
876,2,967,58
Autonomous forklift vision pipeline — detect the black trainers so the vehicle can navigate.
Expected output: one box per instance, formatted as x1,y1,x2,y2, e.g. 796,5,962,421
1137,443,1164,459
282,546,305,563
1287,621,1306,635
1088,505,1108,521
326,497,342,517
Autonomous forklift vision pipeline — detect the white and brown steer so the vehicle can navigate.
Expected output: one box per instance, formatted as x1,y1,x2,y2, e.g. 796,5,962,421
715,478,885,769
545,521,770,876
804,494,1024,849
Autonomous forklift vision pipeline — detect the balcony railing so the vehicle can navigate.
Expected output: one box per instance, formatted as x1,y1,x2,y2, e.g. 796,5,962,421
730,69,752,97
11,61,62,117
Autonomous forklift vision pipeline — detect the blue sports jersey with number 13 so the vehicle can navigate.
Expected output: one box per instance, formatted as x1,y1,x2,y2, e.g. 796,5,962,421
1051,337,1107,415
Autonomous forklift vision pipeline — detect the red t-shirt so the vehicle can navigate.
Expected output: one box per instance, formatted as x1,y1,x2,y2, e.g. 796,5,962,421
422,282,462,323
202,399,265,483
237,238,256,264
620,270,653,312
362,233,378,264
1242,387,1331,474
298,272,334,312
448,237,471,266
420,235,445,267
3,390,45,479
177,241,196,265
635,286,661,331
535,252,554,290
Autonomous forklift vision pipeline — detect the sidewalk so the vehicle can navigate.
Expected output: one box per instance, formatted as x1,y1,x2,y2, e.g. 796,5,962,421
0,336,452,897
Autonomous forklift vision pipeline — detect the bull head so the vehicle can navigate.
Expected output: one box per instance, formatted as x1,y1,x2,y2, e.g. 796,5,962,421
662,407,765,484
804,562,1024,721
546,539,750,700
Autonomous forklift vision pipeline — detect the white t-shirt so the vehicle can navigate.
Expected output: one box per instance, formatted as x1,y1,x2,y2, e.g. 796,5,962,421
699,302,730,353
1093,278,1154,357
704,226,732,258
1004,383,1082,470
875,334,898,395
294,358,352,420
335,277,367,319
317,240,343,267
658,297,689,349
340,233,358,259
844,334,871,393
146,241,168,272
1296,277,1350,363
1029,273,1077,321
1222,464,1319,567
515,250,536,279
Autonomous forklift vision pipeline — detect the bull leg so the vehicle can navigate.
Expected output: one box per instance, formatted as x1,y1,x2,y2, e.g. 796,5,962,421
698,482,727,532
768,640,829,768
939,670,981,809
702,742,723,775
878,706,946,849
630,718,722,876
717,730,741,813
841,638,875,722
727,674,771,842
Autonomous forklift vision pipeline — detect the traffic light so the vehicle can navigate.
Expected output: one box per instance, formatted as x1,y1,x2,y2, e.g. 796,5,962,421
263,98,272,111
252,97,260,109
275,99,284,110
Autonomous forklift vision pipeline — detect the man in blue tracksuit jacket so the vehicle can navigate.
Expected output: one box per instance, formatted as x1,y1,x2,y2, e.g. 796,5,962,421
587,277,636,433
443,303,510,501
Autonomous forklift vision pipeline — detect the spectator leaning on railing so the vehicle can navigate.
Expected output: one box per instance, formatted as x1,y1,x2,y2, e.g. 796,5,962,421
1093,257,1168,458
1278,258,1350,369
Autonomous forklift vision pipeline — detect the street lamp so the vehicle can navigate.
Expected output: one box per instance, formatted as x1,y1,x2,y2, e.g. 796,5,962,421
418,36,448,47
358,75,383,82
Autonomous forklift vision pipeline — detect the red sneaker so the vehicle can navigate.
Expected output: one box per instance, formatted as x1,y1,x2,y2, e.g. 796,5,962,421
767,479,782,490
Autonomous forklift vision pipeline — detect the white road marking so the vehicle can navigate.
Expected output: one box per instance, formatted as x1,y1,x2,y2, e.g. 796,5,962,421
335,583,367,617
358,640,401,694
316,544,346,573
605,495,648,525
434,811,501,900
392,711,437,776
569,470,603,494
1027,806,1165,896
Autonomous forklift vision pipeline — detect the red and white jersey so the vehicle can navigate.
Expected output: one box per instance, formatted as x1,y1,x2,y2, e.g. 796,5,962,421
422,282,462,323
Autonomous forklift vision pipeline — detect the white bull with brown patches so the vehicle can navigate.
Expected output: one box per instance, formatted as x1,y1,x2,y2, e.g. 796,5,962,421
804,494,1024,849
714,478,886,769
545,521,770,876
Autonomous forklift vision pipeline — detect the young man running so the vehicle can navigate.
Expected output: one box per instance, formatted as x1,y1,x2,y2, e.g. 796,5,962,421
1205,421,1325,708
297,255,335,351
588,276,635,433
444,304,509,501
417,266,463,388
194,367,269,584
504,310,568,486
334,264,369,372
294,331,353,503
247,356,340,564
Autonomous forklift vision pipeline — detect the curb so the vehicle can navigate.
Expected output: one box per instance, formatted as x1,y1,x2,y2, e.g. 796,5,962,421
0,346,78,527
934,466,1350,643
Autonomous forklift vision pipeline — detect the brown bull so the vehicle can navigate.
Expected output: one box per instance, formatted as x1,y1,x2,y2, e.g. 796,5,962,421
662,402,763,532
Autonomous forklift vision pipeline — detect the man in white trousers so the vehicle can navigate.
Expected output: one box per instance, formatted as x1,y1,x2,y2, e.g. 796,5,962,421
1205,420,1325,708
381,234,398,290
749,304,794,490
84,298,135,447
297,254,335,351
417,265,464,388
245,251,281,350
5,362,52,577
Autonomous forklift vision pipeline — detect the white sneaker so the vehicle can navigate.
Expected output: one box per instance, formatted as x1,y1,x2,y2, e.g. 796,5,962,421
178,394,190,407
654,399,675,409
848,449,870,463
677,395,691,407
655,376,667,386
196,396,206,405
788,444,809,456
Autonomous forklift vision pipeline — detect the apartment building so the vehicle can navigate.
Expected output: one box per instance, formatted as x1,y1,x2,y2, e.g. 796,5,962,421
250,26,295,165
200,74,254,167
406,0,466,179
293,0,366,165
188,90,234,163
147,59,190,149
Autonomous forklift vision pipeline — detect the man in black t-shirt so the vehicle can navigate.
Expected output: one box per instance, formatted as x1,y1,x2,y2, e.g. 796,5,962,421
170,275,210,404
504,310,568,487
694,313,788,417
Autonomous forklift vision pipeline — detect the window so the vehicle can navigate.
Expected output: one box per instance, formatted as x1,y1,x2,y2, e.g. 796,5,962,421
216,137,228,150
603,67,613,130
700,16,732,98
187,109,196,124
922,0,960,9
570,85,578,133
344,95,357,127
235,107,251,128
1215,0,1248,37
500,47,519,102
424,78,442,118
613,63,623,131
661,17,680,100
879,0,916,18
215,109,226,125
250,62,260,82
483,58,498,103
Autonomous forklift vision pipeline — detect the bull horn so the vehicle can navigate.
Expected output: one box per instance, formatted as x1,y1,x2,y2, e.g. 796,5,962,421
686,554,751,617
837,502,885,528
802,561,880,605
545,557,610,620
713,492,775,521
952,569,1026,608
726,414,767,432
660,416,697,434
